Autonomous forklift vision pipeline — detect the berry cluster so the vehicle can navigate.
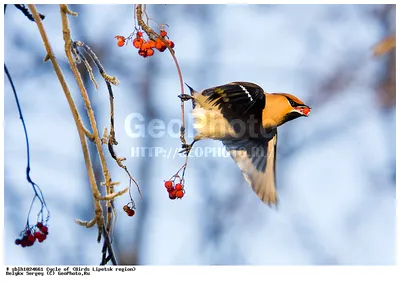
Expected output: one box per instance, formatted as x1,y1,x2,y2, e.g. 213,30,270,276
115,28,175,58
164,180,185,200
15,222,49,248
123,204,135,217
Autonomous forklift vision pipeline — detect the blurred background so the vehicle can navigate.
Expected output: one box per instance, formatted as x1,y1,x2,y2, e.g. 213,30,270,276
3,4,396,265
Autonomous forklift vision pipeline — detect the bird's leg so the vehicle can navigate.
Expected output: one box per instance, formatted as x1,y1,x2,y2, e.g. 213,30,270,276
177,94,194,102
179,138,198,155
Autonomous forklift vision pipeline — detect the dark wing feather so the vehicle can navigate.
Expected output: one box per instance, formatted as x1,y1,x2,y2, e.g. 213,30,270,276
202,82,266,121
222,130,278,205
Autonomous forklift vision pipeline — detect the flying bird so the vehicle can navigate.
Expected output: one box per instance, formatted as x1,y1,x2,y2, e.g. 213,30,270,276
180,82,311,206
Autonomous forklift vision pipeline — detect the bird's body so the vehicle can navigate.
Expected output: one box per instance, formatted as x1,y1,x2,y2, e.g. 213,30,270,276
186,82,310,206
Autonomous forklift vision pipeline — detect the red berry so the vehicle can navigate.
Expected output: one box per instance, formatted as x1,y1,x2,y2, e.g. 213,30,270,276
28,235,36,243
40,226,48,234
117,39,125,47
140,41,149,51
123,205,130,213
164,181,173,190
166,40,175,48
176,190,184,199
127,209,135,217
20,240,27,247
175,183,183,191
302,107,311,116
155,38,163,48
169,190,177,200
159,45,167,52
115,36,125,47
147,40,156,49
137,31,143,38
34,231,42,238
15,239,21,245
138,49,147,57
25,229,31,236
38,234,46,243
133,38,143,49
36,222,43,228
146,48,154,57
160,30,167,37
154,38,167,52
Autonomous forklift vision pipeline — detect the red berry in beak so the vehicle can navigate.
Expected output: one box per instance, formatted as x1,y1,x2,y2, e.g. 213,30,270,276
302,107,310,116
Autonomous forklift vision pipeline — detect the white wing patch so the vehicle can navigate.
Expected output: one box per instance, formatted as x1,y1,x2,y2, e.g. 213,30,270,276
239,85,253,102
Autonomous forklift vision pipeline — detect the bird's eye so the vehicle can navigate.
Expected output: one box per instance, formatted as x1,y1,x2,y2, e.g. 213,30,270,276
288,99,297,107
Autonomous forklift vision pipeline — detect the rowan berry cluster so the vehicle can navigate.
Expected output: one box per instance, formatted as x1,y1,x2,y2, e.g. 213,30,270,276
164,180,185,200
15,222,49,248
115,28,174,58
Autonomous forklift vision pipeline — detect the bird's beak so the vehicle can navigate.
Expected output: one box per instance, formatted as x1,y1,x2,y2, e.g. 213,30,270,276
294,105,311,117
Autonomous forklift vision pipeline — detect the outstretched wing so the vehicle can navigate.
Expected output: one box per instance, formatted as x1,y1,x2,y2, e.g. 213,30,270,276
222,131,278,205
201,82,266,121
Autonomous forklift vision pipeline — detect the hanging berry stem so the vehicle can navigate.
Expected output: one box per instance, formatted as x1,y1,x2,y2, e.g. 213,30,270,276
115,5,191,203
4,64,50,227
135,4,186,145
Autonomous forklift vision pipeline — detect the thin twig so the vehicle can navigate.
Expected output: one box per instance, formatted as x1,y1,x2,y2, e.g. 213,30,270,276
107,140,143,200
135,4,193,184
15,4,45,21
60,4,113,242
60,5,126,264
28,4,119,265
74,41,119,85
75,218,96,228
73,40,142,199
4,64,50,224
27,5,103,236
101,226,117,265
96,187,129,201
77,52,99,89
72,42,118,237
73,41,119,142
135,4,187,145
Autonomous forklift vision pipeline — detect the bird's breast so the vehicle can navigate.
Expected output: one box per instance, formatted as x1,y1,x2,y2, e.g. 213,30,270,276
192,106,238,140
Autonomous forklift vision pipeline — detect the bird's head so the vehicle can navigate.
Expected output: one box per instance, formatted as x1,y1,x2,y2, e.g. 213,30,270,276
262,93,311,129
